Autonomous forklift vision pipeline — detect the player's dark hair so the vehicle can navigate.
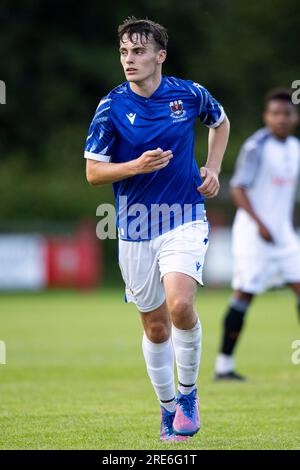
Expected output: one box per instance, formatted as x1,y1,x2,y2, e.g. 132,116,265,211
264,87,294,109
118,16,168,51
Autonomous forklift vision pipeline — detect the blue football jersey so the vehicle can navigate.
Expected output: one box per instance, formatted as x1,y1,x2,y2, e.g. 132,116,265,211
84,76,224,240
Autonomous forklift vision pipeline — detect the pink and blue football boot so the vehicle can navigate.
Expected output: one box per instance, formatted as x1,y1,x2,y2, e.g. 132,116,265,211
172,388,200,436
160,406,190,442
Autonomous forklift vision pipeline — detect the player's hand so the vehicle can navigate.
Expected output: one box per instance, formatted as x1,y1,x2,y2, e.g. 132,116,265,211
197,167,220,198
132,148,173,174
258,222,273,243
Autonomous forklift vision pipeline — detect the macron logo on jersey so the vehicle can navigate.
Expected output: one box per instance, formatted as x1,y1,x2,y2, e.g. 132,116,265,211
126,113,136,125
196,261,201,272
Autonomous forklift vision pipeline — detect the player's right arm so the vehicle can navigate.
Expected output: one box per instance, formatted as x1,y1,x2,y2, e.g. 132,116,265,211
230,140,273,243
230,187,273,242
84,97,172,185
86,148,173,185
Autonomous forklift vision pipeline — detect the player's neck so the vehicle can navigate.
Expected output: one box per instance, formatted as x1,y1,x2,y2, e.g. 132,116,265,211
267,126,291,142
270,132,290,142
129,72,162,98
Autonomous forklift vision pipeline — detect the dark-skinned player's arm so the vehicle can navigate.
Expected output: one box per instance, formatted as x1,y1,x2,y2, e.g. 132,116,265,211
230,186,273,243
86,148,173,185
197,114,230,198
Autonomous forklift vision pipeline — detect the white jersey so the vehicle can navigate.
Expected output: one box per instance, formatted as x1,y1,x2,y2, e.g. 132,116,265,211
231,129,300,252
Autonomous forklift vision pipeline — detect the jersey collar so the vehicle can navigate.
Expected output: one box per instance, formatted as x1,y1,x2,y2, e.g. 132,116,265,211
127,76,166,102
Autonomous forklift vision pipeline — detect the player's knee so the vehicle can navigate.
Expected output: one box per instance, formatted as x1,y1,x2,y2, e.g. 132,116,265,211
235,291,253,304
146,321,171,343
230,295,252,314
169,297,193,324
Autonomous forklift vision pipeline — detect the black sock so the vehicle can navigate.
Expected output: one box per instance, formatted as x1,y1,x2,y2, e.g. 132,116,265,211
297,302,300,324
220,306,247,356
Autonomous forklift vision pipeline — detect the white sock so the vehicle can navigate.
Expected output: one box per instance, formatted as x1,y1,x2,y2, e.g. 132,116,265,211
160,399,177,413
215,353,234,374
142,333,175,403
172,317,202,395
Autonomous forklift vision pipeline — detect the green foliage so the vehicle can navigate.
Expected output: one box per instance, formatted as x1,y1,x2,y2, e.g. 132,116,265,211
0,0,299,219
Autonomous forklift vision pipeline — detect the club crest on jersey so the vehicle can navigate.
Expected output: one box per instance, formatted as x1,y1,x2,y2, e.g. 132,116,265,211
169,100,186,120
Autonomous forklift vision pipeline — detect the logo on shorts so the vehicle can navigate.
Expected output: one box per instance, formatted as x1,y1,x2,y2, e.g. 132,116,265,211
196,261,201,272
169,100,186,120
129,287,136,297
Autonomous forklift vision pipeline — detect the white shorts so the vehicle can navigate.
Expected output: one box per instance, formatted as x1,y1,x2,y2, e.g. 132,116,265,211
232,215,300,294
118,221,210,312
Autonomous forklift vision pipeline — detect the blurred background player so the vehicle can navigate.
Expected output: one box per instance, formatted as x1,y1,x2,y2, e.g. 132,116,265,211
214,88,300,381
85,17,229,440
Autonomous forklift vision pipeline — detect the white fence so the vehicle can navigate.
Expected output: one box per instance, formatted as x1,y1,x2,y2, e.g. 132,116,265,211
0,235,46,290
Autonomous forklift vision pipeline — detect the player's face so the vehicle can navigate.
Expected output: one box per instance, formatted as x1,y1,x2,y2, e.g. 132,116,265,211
119,33,166,83
263,100,298,139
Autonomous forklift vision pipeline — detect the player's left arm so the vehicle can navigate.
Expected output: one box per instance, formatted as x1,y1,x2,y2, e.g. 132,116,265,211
197,115,230,198
190,82,230,198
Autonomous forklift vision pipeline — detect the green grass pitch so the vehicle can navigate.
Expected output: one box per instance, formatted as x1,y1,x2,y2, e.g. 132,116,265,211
0,288,299,450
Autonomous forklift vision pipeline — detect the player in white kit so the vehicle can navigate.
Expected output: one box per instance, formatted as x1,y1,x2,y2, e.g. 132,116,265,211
214,88,300,380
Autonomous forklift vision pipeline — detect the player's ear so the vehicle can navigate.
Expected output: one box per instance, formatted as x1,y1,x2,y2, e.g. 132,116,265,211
292,109,299,126
157,49,167,64
262,111,268,125
262,101,270,125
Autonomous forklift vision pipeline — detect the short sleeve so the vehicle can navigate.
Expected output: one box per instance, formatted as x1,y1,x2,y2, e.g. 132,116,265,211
230,140,261,188
189,82,225,128
84,97,116,162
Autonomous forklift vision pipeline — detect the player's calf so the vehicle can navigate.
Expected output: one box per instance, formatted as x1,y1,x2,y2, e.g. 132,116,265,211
214,294,252,380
